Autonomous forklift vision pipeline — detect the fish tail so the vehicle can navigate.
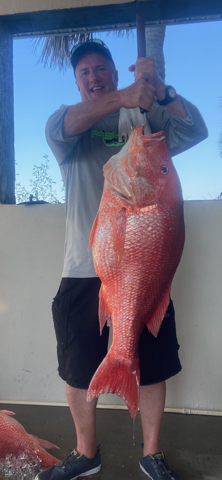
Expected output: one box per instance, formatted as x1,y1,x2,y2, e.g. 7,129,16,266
87,350,140,419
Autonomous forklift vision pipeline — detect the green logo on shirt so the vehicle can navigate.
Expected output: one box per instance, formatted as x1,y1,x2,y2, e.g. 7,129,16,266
92,130,125,147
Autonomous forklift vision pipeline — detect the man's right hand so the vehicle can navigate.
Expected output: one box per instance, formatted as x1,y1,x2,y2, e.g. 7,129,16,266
119,80,156,112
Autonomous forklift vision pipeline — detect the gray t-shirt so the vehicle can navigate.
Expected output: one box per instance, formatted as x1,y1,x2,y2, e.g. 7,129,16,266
45,100,208,278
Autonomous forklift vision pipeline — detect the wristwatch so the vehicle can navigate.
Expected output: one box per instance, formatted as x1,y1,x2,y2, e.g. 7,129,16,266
156,86,177,106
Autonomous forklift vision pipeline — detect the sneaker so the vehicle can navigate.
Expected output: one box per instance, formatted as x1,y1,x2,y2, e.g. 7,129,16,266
35,446,101,480
139,452,180,480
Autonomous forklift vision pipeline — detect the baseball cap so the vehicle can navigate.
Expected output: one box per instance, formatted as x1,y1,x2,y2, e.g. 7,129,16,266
70,39,115,74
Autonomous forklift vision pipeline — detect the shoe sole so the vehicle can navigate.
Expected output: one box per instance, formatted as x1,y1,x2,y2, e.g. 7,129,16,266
71,464,101,479
139,462,154,480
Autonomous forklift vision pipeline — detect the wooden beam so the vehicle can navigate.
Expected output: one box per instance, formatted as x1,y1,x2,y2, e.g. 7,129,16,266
2,0,222,37
0,19,15,204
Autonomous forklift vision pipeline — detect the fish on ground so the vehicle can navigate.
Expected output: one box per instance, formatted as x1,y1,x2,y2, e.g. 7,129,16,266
0,410,60,468
87,125,185,418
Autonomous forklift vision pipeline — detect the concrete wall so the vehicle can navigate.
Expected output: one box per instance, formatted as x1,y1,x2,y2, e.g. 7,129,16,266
0,0,136,16
0,201,222,411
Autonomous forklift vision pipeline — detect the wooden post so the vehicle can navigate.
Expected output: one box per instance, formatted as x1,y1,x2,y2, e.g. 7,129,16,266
0,19,15,204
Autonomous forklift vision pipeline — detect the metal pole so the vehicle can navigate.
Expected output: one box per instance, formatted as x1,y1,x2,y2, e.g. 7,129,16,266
136,13,147,115
136,13,146,59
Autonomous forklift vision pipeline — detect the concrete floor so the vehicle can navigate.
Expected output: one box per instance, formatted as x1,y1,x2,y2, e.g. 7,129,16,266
0,403,222,480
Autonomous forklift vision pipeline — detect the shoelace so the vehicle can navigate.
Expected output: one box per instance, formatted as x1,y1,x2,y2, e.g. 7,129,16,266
60,449,80,471
153,457,175,478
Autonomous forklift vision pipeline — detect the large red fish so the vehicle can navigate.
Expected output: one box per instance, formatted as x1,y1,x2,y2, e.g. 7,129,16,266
87,125,185,418
0,410,60,468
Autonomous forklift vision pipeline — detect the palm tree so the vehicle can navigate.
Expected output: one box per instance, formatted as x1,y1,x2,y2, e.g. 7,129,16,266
145,25,166,81
31,25,166,81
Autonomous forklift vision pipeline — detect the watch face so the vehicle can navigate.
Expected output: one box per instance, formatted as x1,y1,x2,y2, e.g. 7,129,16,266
168,86,176,99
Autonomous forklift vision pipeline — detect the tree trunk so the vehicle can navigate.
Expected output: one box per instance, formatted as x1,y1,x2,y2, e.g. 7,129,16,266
145,25,166,82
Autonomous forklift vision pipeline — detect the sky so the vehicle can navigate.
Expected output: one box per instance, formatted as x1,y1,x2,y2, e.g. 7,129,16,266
13,20,222,202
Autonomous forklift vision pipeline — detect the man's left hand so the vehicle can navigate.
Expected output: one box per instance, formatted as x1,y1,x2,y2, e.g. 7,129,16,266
128,56,188,118
128,57,165,98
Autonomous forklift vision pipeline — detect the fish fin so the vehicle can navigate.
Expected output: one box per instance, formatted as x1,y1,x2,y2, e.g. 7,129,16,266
99,286,112,334
111,208,126,264
88,213,99,250
0,410,15,416
146,288,171,337
29,435,60,450
87,350,140,419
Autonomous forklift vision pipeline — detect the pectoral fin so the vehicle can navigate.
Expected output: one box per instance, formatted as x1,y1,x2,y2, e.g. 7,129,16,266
29,435,59,450
99,286,112,334
146,287,171,337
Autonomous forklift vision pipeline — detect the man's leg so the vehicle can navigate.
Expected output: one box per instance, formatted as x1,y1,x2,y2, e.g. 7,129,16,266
139,381,166,456
52,278,108,458
66,384,98,459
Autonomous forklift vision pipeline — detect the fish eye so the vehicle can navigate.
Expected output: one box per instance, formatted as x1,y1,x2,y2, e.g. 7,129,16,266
161,166,169,174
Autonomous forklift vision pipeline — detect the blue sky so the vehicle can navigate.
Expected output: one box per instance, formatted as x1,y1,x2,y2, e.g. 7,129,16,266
14,20,222,201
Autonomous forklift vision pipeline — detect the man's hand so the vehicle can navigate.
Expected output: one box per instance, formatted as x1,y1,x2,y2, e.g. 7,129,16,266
119,79,155,112
128,57,165,100
119,57,163,111
128,56,188,118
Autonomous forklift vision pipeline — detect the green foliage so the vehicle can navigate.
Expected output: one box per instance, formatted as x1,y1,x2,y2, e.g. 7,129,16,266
15,155,65,204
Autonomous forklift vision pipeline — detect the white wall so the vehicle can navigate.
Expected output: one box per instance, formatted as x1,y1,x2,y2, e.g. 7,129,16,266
0,201,221,411
0,0,132,16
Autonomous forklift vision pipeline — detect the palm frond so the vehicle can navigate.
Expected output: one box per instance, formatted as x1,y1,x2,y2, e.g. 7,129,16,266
30,30,131,72
30,33,92,71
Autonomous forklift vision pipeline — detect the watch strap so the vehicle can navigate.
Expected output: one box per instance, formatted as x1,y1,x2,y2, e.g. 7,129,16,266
156,86,177,106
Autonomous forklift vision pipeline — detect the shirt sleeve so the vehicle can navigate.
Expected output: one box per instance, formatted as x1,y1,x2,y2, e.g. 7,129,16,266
146,97,208,157
45,104,83,166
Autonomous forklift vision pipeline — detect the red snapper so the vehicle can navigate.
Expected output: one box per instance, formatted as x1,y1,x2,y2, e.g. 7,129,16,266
0,410,60,468
87,125,185,418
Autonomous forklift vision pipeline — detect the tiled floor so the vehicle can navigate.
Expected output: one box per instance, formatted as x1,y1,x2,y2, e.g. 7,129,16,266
0,403,222,480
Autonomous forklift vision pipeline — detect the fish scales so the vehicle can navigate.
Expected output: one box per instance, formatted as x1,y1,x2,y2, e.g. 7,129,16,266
87,125,185,418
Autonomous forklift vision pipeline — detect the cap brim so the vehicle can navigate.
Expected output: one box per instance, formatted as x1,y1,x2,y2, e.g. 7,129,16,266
71,43,115,72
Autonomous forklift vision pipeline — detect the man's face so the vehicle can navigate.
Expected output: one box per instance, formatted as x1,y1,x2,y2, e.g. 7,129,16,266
75,52,118,102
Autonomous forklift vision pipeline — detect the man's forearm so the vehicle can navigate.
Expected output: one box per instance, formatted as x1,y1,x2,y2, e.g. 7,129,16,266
63,79,187,138
164,95,188,118
63,90,122,137
64,80,156,137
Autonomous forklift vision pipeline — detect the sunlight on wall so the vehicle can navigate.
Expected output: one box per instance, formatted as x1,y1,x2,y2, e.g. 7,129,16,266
0,301,8,314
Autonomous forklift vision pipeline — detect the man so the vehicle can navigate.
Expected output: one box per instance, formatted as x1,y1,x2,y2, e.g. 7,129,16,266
39,39,208,480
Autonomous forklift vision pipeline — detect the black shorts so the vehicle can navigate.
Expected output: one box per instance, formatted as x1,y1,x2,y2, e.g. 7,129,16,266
52,277,182,389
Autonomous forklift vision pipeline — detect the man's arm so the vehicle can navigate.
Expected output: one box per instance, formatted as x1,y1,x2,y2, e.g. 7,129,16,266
63,80,156,137
64,56,206,141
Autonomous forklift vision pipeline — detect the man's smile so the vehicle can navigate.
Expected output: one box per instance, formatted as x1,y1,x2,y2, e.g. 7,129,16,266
91,86,104,92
